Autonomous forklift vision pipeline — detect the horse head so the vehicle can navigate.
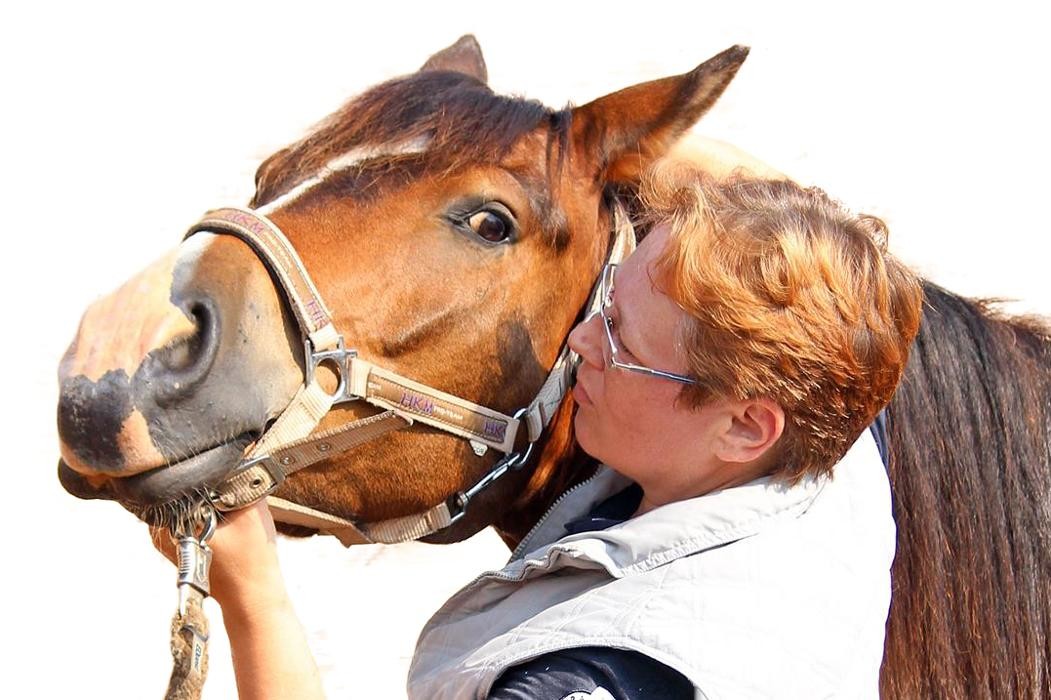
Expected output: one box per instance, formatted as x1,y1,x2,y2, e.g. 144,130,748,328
56,36,748,544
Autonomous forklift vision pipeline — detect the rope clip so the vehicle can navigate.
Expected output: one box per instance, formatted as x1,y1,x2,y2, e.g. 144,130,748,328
174,505,217,617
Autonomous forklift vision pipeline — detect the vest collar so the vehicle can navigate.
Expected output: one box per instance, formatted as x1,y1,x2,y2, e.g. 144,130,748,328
570,468,827,576
514,464,828,578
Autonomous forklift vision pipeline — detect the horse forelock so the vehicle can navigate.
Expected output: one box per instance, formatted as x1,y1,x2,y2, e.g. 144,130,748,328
251,71,572,217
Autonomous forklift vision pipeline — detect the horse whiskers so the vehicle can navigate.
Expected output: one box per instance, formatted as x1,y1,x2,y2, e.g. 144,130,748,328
135,488,213,533
123,428,253,532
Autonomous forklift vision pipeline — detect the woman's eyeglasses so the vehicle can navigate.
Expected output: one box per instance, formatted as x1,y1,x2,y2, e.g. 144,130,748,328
593,263,697,385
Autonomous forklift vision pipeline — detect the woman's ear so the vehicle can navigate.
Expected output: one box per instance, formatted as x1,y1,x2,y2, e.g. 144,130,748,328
713,398,784,464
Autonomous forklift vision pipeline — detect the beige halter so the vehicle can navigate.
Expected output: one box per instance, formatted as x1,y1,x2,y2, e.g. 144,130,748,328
183,202,636,545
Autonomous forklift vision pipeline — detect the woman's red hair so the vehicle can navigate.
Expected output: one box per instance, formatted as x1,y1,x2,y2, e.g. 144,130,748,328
642,165,923,480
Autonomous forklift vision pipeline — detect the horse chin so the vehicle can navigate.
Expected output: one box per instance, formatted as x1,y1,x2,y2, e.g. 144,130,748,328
57,435,253,526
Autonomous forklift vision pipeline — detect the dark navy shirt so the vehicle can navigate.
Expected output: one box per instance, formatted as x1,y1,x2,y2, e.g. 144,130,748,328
489,646,693,699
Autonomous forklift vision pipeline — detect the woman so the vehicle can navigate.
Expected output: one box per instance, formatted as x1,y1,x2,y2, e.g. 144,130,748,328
155,147,923,699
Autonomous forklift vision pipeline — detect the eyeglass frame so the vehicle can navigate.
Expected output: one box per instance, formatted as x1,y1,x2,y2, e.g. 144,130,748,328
591,263,697,385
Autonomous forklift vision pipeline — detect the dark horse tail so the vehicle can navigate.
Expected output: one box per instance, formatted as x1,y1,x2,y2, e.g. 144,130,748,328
882,281,1051,698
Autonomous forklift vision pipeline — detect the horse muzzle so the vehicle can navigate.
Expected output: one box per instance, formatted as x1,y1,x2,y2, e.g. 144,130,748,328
55,232,304,505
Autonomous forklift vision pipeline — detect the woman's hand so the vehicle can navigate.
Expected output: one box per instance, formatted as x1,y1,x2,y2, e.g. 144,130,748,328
150,499,283,614
150,500,325,699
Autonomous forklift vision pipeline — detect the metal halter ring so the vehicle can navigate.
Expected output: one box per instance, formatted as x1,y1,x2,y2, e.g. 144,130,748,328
508,406,538,468
305,337,359,404
502,406,538,471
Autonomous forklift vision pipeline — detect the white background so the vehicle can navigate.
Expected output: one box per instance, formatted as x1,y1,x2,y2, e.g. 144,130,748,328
3,1,1049,697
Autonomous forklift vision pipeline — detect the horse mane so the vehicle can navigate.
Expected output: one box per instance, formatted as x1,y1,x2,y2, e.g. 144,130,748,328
883,281,1051,697
252,70,572,208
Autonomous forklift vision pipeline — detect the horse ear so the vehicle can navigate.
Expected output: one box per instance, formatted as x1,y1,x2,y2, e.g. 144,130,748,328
420,34,488,84
570,45,749,184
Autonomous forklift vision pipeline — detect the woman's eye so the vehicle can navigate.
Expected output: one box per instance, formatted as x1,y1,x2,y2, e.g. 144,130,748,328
467,210,512,243
605,317,627,355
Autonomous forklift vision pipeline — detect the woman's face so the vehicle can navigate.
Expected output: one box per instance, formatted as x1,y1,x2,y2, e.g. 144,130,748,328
568,224,726,502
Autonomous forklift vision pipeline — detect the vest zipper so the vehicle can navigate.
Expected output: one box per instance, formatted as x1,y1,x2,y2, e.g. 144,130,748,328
509,471,603,560
441,472,605,602
429,471,607,617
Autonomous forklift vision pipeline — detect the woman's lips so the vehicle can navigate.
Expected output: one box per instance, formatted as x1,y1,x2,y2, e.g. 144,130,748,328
572,380,592,407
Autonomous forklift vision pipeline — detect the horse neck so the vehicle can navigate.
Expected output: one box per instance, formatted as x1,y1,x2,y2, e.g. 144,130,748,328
491,394,597,548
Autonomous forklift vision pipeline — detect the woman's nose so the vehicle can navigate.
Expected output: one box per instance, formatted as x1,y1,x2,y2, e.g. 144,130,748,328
568,314,605,370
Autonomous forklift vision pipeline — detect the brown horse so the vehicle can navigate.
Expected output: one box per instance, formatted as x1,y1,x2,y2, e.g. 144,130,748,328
55,36,1051,698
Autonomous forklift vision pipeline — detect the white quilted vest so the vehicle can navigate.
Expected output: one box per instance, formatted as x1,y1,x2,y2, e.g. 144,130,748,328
409,431,895,699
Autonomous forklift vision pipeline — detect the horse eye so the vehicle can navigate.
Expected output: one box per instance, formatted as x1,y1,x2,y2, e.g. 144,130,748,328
467,210,511,243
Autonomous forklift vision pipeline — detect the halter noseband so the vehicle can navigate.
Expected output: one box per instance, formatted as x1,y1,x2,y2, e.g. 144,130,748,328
182,202,635,545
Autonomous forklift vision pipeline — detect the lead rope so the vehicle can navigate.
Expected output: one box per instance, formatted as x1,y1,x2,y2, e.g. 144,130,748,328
164,506,217,700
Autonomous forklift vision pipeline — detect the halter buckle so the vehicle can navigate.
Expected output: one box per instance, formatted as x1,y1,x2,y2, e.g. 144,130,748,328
306,336,359,404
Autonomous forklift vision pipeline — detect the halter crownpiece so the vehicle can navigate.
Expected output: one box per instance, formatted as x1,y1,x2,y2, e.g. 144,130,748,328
182,200,635,545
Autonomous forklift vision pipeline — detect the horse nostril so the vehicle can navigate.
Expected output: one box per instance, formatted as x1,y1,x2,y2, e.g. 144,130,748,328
152,298,221,405
163,305,207,372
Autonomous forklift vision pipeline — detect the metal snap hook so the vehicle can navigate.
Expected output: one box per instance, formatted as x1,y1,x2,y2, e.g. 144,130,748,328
195,505,217,543
504,439,536,471
171,502,218,544
174,503,217,616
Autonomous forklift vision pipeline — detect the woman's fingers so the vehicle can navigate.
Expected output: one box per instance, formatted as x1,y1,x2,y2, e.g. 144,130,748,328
145,500,284,608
